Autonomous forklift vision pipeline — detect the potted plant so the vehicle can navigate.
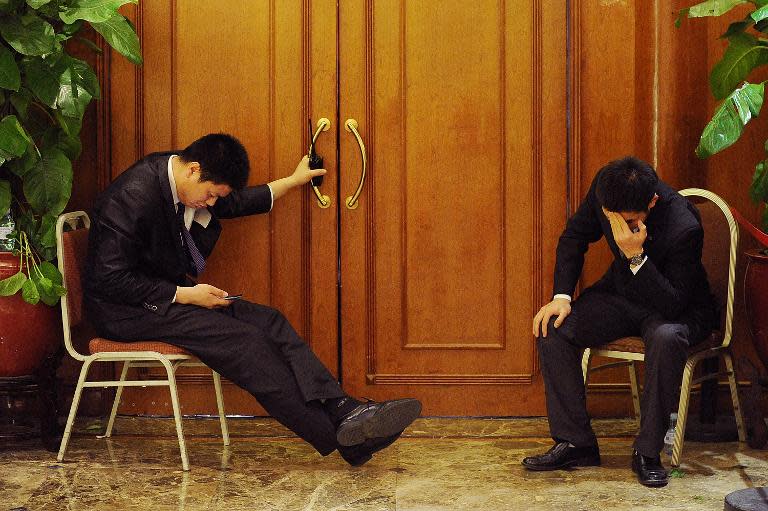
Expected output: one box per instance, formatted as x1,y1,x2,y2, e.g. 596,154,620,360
679,0,768,373
0,0,141,376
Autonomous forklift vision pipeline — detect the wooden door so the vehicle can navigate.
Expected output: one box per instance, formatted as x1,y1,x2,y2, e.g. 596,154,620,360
108,0,339,415
338,1,567,415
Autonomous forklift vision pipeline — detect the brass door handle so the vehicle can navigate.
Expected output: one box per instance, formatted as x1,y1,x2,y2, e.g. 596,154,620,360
344,119,367,210
310,118,331,209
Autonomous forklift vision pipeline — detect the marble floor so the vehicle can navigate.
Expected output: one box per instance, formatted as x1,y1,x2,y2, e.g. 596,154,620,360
2,417,767,511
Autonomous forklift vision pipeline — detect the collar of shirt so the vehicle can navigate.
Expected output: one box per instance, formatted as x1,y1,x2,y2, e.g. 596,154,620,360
167,155,212,230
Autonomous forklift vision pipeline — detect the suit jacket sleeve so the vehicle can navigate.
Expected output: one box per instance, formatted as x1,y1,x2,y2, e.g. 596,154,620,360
620,225,704,319
89,186,177,315
212,184,273,218
553,180,604,296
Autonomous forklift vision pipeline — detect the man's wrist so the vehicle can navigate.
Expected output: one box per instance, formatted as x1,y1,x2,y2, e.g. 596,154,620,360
553,294,572,302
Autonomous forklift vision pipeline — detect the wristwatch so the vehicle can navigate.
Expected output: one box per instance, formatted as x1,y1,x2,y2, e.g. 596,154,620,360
628,252,644,267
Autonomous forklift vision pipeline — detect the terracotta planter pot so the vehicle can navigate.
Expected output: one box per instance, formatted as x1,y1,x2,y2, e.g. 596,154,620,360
0,252,62,376
745,249,768,372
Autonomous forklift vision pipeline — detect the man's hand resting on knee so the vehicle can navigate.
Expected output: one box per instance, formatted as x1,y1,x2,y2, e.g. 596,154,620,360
175,284,232,309
532,298,571,337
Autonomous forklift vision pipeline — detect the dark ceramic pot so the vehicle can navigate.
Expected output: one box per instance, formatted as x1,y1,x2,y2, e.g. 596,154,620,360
0,252,61,376
745,249,768,372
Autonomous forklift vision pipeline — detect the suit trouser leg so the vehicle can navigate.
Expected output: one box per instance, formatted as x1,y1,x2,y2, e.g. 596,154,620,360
537,290,645,448
99,302,342,455
633,319,692,457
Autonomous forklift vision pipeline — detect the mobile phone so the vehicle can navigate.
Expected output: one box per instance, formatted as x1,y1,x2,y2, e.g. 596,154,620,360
224,294,242,301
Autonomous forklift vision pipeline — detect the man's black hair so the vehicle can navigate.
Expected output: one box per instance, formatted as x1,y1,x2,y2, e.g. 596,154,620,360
595,156,658,212
179,133,249,190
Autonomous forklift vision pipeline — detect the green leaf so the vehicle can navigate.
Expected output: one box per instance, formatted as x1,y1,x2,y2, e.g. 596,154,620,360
675,8,690,28
0,271,26,296
0,115,31,160
710,34,768,99
0,44,20,91
39,260,62,284
687,0,748,17
27,0,51,7
753,5,768,22
24,146,72,215
21,277,39,304
751,160,768,203
697,82,765,158
55,110,81,136
721,19,752,39
7,142,40,178
23,54,99,119
38,214,56,248
60,0,136,24
0,0,23,15
0,179,10,214
0,14,57,56
10,89,30,119
92,13,142,65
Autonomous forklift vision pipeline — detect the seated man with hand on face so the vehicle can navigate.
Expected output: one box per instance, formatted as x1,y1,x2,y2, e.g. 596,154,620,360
523,156,717,487
84,133,421,466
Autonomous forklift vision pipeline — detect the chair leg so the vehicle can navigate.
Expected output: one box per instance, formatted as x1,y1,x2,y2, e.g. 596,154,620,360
581,348,592,385
101,361,131,438
58,360,93,462
672,357,697,467
212,370,230,446
161,359,189,471
724,352,747,442
628,361,641,420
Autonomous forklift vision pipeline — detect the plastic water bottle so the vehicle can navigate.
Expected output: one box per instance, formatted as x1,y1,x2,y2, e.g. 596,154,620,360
663,413,678,456
0,208,15,251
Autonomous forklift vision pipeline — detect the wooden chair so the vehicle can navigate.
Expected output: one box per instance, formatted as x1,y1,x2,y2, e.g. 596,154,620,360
55,211,229,471
581,188,746,466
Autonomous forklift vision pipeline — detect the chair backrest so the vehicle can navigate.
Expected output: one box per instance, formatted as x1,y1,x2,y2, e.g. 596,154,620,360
56,211,91,361
679,189,738,347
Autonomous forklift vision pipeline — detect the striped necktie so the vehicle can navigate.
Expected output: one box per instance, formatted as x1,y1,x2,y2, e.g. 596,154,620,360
176,203,206,276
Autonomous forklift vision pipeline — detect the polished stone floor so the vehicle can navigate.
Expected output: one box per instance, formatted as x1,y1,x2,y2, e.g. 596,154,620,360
2,417,767,510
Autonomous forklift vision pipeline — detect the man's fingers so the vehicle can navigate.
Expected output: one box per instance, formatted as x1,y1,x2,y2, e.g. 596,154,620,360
541,310,553,338
553,310,567,328
532,309,544,337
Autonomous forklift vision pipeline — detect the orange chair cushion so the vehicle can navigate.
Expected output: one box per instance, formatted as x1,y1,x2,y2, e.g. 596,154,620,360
596,330,723,355
89,338,190,355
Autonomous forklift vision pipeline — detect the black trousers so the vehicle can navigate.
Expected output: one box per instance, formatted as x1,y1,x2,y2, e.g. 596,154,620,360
537,288,708,457
95,299,345,456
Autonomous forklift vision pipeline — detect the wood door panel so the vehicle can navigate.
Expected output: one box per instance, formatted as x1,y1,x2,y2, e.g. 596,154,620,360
109,0,338,416
339,0,566,415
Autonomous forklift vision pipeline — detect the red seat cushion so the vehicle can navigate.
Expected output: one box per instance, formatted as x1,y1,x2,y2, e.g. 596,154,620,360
89,338,190,355
596,331,723,356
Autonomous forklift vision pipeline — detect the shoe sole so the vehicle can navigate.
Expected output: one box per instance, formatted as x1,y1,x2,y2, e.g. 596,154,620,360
336,399,422,446
522,456,601,471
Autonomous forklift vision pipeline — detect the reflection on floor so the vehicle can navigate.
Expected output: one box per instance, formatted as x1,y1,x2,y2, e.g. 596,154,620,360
2,417,767,511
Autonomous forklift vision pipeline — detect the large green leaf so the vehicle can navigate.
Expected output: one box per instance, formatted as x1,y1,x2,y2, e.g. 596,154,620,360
751,160,768,203
753,5,768,22
697,82,765,158
7,142,40,178
27,0,52,7
0,271,26,296
710,34,768,99
0,114,31,161
0,14,57,56
0,179,10,214
92,13,142,65
23,146,72,215
21,277,39,304
33,261,65,305
60,0,136,24
23,55,99,119
721,18,752,39
38,213,56,248
688,0,748,17
0,44,20,91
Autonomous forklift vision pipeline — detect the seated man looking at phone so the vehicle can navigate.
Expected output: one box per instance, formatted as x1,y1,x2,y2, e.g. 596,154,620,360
83,133,421,466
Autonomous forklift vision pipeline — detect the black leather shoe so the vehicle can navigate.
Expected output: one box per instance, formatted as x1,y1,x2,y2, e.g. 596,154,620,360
338,432,402,466
336,398,422,446
522,442,601,471
631,450,669,487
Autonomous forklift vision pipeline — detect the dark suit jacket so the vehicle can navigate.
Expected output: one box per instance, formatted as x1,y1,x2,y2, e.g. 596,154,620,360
553,172,717,330
83,151,272,325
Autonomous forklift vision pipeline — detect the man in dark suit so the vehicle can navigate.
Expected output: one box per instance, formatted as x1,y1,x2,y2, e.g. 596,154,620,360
522,156,717,487
83,133,421,466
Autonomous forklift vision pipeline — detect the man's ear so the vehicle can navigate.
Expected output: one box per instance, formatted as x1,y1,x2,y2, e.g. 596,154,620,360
647,193,659,210
186,161,201,179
